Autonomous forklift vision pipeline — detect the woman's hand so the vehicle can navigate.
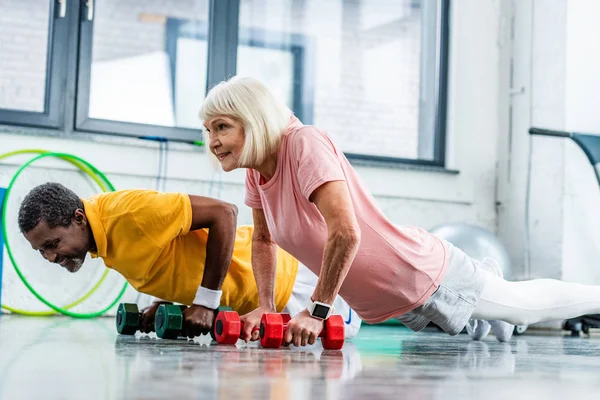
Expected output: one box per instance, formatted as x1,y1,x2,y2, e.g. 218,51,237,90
239,306,277,342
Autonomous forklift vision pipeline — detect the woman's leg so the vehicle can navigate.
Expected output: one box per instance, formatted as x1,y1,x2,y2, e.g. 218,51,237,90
471,271,600,326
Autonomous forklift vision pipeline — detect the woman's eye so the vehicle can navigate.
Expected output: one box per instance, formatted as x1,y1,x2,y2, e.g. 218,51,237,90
218,124,226,130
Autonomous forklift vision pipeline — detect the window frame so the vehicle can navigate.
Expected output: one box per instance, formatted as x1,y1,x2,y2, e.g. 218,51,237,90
73,0,218,143
0,0,450,167
166,18,314,124
343,0,450,167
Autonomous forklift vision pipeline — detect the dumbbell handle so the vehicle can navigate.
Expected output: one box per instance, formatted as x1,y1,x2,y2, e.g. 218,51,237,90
239,321,260,331
279,322,327,338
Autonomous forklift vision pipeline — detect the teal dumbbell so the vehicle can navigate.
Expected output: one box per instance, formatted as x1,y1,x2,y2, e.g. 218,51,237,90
115,303,143,335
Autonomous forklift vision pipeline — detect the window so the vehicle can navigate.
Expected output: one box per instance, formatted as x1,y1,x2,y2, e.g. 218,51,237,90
0,0,69,128
76,0,211,142
236,0,449,165
0,0,448,166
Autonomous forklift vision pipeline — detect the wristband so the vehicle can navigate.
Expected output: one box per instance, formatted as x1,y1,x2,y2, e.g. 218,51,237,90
193,286,223,309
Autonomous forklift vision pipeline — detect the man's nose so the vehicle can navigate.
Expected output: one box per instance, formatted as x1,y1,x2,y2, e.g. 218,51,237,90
43,250,58,263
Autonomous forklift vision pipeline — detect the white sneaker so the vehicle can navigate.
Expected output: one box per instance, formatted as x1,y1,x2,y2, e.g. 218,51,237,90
466,319,491,341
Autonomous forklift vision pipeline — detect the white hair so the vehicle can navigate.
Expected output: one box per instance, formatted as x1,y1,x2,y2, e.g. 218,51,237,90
199,76,292,168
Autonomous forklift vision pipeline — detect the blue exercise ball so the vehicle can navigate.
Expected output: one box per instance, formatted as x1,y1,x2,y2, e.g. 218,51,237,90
430,222,513,279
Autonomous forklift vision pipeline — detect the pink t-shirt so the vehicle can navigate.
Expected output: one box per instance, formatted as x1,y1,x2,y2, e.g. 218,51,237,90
244,117,449,324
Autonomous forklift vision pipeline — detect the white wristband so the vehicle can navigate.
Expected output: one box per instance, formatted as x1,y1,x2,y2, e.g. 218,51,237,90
193,286,222,309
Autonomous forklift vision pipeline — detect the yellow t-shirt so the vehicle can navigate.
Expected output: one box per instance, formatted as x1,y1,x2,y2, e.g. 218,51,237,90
82,189,298,315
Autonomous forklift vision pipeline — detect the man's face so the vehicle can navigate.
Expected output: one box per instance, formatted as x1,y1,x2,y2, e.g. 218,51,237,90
23,210,91,273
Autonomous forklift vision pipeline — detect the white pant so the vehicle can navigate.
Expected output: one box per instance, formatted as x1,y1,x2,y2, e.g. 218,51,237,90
471,268,600,326
283,263,362,339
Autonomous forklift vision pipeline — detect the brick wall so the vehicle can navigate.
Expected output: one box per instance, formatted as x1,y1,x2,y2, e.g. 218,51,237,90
1,0,422,158
0,0,49,112
239,0,422,158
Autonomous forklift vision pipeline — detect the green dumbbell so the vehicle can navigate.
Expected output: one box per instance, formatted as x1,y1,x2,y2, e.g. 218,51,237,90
116,303,142,335
155,304,187,339
155,304,234,340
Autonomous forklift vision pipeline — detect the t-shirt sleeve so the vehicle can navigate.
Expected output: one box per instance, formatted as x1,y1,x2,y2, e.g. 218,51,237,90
126,191,193,248
292,127,346,201
244,169,263,209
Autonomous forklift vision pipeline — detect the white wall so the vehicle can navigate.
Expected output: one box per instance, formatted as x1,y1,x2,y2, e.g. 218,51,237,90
563,0,600,285
0,0,504,316
497,0,600,330
498,0,568,283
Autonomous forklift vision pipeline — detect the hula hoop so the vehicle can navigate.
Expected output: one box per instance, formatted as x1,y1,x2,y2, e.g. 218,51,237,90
1,151,128,318
0,150,114,315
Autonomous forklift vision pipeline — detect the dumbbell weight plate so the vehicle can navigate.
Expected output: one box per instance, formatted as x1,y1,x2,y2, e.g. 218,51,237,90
321,315,345,350
116,303,141,335
155,304,184,339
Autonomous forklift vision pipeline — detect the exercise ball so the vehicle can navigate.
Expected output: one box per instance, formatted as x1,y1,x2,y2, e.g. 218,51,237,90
430,222,513,279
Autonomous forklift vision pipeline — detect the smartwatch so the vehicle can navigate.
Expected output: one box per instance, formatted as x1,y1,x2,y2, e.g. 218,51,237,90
307,300,334,320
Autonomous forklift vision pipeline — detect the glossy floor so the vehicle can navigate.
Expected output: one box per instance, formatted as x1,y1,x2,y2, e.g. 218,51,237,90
1,316,599,399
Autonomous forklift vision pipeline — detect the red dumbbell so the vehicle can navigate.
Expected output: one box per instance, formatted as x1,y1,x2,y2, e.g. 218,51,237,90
259,313,345,350
212,310,259,344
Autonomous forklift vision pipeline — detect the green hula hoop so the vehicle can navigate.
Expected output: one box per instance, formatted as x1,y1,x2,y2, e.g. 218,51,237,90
1,151,129,318
0,150,113,316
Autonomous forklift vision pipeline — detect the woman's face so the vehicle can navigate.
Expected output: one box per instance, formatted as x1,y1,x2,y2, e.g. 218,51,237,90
205,116,246,172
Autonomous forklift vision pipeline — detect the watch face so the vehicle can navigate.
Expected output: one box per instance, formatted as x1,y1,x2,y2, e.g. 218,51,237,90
312,303,330,319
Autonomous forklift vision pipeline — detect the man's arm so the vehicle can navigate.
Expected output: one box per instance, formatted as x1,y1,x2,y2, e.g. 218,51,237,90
177,195,237,338
188,195,238,291
251,208,278,312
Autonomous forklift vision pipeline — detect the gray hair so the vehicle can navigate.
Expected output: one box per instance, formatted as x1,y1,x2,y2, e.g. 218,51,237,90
199,76,292,168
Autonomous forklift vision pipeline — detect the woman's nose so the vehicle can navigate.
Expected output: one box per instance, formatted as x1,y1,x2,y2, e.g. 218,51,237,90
209,135,220,151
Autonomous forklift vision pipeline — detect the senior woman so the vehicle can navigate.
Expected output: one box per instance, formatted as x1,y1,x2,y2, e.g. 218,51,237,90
200,76,600,346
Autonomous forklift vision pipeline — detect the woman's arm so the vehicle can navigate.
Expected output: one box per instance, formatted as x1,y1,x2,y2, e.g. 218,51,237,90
282,180,361,347
309,180,361,305
251,207,278,312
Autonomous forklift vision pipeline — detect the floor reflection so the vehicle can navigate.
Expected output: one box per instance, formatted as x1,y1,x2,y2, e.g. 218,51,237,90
2,316,600,400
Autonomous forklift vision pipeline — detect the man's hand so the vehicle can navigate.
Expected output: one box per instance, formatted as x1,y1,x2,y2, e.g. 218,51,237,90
283,309,325,347
181,304,216,338
240,306,276,342
139,301,172,334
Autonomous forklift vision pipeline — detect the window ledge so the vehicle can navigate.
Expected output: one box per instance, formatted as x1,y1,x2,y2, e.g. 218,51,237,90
348,157,459,175
0,124,204,153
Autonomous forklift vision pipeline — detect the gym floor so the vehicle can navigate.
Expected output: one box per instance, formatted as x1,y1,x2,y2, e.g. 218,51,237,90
1,317,599,399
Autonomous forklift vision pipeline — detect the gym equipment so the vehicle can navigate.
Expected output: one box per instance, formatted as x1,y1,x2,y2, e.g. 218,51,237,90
212,310,261,344
430,222,512,278
0,150,114,316
155,303,189,339
116,302,186,338
155,304,235,340
116,303,145,335
530,127,600,186
259,313,345,350
530,127,600,336
429,222,529,335
0,188,5,309
1,151,128,318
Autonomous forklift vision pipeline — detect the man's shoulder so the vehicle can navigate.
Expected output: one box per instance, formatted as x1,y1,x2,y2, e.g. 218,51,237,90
87,189,167,216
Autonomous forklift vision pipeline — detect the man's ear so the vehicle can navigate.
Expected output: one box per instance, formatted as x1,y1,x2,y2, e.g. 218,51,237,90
74,209,86,224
